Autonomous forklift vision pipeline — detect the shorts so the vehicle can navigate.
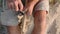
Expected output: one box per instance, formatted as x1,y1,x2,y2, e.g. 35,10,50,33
0,0,49,26
1,10,18,26
34,0,49,13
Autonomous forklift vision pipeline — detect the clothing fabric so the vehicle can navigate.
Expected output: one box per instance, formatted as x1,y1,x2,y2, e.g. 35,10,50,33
1,10,19,26
34,0,49,13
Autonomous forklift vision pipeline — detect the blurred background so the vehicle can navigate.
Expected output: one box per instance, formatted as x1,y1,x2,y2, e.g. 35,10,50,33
0,0,60,34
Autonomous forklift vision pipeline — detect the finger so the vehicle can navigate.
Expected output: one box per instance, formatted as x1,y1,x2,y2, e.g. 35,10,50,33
27,8,33,15
18,0,24,11
7,2,14,10
14,1,19,11
18,3,23,11
7,2,11,9
10,2,14,10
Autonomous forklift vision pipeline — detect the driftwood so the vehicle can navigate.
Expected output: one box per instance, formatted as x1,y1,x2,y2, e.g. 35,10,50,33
18,13,34,34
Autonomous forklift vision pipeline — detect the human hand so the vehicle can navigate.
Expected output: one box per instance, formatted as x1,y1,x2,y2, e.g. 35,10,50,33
24,5,34,16
6,0,24,11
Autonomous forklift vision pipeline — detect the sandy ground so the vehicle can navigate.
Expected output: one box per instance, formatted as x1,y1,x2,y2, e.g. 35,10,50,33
0,2,60,34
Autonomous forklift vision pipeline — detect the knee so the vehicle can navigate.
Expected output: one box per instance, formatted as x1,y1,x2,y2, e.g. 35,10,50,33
34,10,47,17
34,10,47,25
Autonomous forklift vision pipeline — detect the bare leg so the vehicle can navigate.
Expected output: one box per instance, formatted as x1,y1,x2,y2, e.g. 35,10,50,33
7,26,21,34
32,10,47,34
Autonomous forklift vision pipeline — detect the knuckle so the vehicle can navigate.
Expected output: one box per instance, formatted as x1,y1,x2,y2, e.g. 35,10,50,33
14,1,18,4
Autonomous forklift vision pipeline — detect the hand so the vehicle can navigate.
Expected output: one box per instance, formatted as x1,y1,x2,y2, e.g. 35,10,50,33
24,0,39,16
7,0,23,11
25,5,34,16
